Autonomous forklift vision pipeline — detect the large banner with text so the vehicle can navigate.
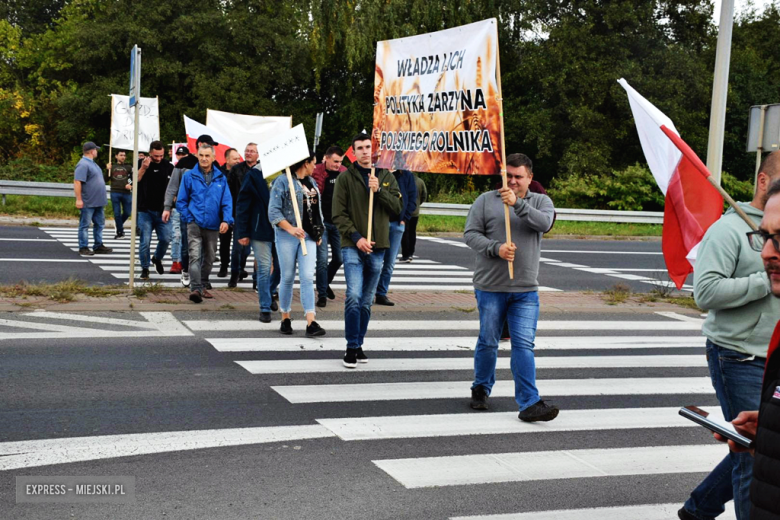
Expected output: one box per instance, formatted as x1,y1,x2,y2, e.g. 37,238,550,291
372,19,502,175
110,95,160,152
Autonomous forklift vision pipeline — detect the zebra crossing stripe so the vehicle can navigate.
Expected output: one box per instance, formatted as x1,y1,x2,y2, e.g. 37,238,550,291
449,503,736,520
372,444,724,489
237,355,707,374
205,335,705,352
316,406,722,441
272,377,714,403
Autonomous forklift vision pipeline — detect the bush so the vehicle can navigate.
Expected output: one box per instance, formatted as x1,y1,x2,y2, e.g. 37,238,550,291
548,164,665,211
0,157,74,182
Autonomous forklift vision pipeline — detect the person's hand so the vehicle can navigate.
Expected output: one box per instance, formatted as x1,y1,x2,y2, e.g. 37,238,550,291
288,227,305,240
499,187,517,206
162,210,170,223
356,237,374,253
400,221,405,226
125,183,132,191
141,157,151,170
219,222,229,234
317,239,322,246
368,174,379,193
499,242,516,261
714,411,758,455
75,199,84,209
106,162,112,171
238,238,250,246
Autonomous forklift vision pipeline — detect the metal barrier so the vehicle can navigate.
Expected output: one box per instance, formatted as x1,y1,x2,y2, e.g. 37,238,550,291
0,179,664,224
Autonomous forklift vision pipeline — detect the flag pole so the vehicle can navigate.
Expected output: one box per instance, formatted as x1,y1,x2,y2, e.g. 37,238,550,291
367,167,375,245
284,166,308,255
108,95,114,176
661,126,758,231
494,26,514,279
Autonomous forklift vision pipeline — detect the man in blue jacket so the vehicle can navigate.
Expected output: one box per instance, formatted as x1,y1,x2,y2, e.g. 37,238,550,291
176,145,233,303
375,168,417,306
235,164,276,323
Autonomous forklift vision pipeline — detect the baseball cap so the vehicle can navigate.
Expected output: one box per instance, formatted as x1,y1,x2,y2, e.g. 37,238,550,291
176,146,190,155
82,141,101,153
196,134,219,146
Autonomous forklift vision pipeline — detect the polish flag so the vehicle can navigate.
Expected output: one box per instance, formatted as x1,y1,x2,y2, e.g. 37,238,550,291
183,115,237,166
344,146,357,163
619,79,723,290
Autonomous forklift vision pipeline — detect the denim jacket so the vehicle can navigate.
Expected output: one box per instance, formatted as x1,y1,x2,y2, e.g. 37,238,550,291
268,174,325,230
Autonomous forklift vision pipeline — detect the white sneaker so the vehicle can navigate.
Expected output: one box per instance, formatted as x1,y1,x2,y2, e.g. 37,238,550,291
181,271,190,287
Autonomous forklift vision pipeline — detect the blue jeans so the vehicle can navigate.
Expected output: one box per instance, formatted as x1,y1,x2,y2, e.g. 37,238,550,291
179,214,189,271
684,340,764,520
472,290,541,411
342,246,384,349
78,206,105,249
170,209,182,261
250,240,273,313
275,228,317,315
110,192,132,233
316,222,344,298
231,234,251,274
376,221,405,297
137,210,172,269
271,243,280,296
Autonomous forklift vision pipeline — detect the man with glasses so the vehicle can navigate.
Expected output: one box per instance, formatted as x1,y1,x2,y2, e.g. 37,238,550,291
679,150,780,520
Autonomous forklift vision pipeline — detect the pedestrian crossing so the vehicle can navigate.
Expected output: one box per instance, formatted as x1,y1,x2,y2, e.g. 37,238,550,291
193,311,736,519
39,227,561,292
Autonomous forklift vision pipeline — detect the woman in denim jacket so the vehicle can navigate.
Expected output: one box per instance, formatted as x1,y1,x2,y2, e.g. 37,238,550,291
268,152,327,337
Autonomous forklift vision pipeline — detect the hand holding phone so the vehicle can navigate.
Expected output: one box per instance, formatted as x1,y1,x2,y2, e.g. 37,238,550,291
679,405,754,449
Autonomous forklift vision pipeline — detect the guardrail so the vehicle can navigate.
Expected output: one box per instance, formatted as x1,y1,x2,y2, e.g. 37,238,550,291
0,180,664,224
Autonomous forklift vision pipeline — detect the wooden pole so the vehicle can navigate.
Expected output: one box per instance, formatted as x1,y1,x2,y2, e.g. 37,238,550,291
367,167,375,245
108,95,114,175
494,30,514,279
285,167,308,255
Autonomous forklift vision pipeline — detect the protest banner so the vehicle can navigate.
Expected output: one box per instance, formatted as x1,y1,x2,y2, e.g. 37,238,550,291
183,116,236,165
110,95,160,153
257,124,311,254
206,109,292,162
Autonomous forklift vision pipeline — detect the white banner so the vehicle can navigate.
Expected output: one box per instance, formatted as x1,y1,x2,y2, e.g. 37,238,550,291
257,124,310,177
110,95,160,152
206,109,292,158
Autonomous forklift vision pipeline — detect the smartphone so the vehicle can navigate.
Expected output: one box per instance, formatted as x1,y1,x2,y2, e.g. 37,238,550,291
679,405,753,449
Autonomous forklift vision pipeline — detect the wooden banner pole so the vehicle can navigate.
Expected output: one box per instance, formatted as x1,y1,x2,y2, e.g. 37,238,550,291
495,31,514,279
285,167,308,255
367,167,375,245
108,95,114,173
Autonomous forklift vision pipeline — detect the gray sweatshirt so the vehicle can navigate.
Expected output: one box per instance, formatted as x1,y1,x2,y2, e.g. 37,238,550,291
163,167,187,212
464,190,554,292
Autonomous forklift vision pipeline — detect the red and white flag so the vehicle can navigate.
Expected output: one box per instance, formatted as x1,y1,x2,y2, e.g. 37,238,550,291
183,116,236,166
619,78,723,290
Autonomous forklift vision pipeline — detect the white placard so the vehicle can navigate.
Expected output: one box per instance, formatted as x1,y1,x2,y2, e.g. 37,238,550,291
257,124,309,175
110,95,160,152
206,109,292,160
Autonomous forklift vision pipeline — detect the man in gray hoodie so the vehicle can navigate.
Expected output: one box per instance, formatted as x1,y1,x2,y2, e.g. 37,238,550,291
464,153,558,422
679,151,780,520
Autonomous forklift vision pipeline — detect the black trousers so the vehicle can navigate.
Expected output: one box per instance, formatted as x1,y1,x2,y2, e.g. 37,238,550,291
219,226,233,270
400,216,419,259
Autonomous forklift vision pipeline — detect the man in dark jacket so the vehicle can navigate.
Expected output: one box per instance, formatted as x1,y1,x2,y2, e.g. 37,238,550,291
217,148,242,279
375,168,417,306
400,172,427,262
226,143,259,287
136,140,174,280
236,162,276,322
332,133,402,368
176,144,233,303
313,146,347,307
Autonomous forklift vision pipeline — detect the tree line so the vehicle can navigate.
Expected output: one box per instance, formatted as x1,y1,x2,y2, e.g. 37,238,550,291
1,0,778,197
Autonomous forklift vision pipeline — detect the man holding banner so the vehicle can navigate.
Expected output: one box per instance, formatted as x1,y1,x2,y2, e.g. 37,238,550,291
332,133,402,368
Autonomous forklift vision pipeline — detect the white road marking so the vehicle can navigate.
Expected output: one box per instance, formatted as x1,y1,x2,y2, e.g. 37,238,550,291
450,503,735,520
0,425,334,471
0,312,192,340
237,355,706,374
23,310,158,329
317,406,721,441
273,377,714,403
655,311,705,324
373,444,725,489
0,238,57,242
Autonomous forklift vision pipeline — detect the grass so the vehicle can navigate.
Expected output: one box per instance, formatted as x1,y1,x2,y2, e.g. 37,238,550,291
452,306,476,313
602,283,632,305
132,282,167,298
0,279,124,303
417,214,661,236
0,195,119,219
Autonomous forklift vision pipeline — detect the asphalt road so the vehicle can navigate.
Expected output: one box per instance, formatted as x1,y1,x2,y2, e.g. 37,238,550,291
0,225,689,293
0,308,723,519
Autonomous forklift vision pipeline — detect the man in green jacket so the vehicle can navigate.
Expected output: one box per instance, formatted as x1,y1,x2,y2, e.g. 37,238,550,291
680,150,780,520
332,133,402,368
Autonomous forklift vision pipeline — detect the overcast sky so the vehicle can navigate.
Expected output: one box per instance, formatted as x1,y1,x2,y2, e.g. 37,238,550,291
712,0,777,24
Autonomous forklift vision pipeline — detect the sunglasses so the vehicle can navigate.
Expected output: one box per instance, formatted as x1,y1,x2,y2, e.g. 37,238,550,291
746,230,780,253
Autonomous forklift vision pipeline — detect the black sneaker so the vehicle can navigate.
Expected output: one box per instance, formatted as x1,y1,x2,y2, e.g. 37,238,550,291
355,347,368,363
316,296,327,308
93,244,113,254
259,312,272,323
677,508,697,520
205,282,212,290
140,268,150,280
240,269,249,280
218,266,228,278
114,233,124,240
152,255,164,275
270,299,279,312
326,286,335,300
470,386,489,410
375,295,395,306
343,349,357,368
189,290,202,304
78,247,94,256
228,273,238,288
306,321,326,337
519,400,559,422
280,318,293,335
